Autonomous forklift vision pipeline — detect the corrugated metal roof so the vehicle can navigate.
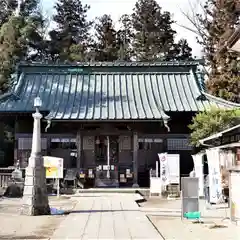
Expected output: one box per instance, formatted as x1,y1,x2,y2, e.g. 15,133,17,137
0,62,239,120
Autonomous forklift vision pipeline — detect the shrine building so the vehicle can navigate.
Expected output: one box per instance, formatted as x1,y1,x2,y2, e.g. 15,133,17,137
0,61,238,187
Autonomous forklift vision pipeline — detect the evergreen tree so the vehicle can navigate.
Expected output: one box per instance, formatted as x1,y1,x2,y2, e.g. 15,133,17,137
0,0,18,26
0,0,44,92
169,39,193,61
19,0,39,16
117,14,134,61
131,0,192,61
189,107,240,147
0,1,41,26
0,16,27,93
49,0,92,62
93,14,119,61
196,0,239,102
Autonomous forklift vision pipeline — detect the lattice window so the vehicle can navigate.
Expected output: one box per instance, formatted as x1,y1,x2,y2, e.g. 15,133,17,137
50,138,76,149
18,138,47,150
138,138,163,150
119,136,131,150
167,138,192,151
138,138,163,143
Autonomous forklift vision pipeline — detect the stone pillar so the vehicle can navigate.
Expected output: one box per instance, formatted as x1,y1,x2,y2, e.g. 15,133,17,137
21,111,50,216
229,165,240,225
132,132,139,187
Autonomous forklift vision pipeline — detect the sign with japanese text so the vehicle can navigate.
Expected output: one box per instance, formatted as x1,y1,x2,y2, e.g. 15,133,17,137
158,153,169,185
206,149,222,204
158,153,180,185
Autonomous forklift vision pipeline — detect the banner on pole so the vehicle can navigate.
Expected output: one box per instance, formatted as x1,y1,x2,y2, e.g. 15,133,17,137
43,156,64,179
206,149,222,204
192,153,204,197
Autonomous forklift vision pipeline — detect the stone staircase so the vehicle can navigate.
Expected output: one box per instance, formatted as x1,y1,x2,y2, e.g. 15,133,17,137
94,178,119,188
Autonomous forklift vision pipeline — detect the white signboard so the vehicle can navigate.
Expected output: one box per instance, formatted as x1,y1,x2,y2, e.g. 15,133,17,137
43,156,64,179
192,153,204,197
167,154,180,184
206,149,222,204
158,153,180,185
150,177,162,195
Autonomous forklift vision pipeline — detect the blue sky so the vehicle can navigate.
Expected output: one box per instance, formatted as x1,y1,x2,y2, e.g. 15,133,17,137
42,0,203,57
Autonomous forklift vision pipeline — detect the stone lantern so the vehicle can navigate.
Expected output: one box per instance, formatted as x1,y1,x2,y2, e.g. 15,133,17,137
21,97,50,215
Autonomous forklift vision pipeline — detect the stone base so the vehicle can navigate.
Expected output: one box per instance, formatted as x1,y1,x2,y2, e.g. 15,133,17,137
21,203,50,216
21,164,50,216
4,183,23,198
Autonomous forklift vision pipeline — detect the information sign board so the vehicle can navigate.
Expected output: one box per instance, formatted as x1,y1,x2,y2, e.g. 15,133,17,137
43,156,64,179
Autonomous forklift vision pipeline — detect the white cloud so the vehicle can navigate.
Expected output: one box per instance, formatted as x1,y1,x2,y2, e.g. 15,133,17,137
42,0,204,57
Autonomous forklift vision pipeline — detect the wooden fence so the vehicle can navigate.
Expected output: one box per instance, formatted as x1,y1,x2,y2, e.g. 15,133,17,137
0,168,13,188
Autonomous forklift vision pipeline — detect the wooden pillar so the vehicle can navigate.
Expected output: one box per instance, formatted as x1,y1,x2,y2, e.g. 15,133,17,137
46,135,51,155
236,148,240,166
133,132,139,187
76,129,82,169
14,117,19,166
163,135,168,152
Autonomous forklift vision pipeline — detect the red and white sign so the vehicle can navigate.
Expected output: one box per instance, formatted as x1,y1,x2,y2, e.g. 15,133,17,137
158,153,168,185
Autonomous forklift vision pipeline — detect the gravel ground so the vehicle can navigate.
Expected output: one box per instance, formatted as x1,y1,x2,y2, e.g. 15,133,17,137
0,196,77,240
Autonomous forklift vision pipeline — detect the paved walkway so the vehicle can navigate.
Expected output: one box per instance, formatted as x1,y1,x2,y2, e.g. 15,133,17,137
140,198,231,219
51,193,162,239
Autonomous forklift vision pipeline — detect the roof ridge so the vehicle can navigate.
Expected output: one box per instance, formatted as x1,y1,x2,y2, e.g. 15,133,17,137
201,92,240,108
19,60,203,68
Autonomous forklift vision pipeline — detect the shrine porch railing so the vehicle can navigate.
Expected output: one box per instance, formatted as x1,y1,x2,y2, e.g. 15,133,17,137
0,168,15,188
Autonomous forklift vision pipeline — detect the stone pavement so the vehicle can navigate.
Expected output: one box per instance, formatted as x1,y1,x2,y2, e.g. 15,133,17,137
149,215,240,240
140,197,240,240
51,193,162,239
140,198,231,219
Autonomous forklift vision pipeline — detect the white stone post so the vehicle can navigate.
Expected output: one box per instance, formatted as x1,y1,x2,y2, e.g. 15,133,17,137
21,97,50,216
229,164,240,225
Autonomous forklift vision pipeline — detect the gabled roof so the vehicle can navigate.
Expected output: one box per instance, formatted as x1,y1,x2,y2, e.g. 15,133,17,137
0,61,239,121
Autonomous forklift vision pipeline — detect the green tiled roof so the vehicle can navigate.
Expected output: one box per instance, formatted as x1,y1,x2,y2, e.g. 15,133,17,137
0,61,239,120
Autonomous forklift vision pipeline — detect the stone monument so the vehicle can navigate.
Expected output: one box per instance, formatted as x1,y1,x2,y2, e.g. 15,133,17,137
21,97,50,215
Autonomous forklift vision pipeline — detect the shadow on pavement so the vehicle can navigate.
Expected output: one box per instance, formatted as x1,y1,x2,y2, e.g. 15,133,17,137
67,209,139,214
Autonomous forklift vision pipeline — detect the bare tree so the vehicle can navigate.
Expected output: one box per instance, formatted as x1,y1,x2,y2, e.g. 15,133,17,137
180,0,240,103
178,0,208,51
